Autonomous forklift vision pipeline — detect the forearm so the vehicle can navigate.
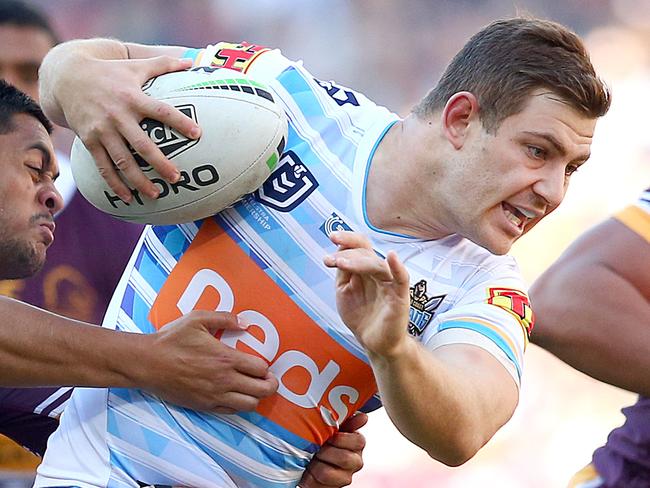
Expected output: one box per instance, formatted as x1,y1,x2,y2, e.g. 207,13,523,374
0,296,150,388
369,339,517,466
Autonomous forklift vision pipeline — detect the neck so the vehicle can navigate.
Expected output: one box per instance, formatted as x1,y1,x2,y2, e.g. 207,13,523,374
365,114,451,240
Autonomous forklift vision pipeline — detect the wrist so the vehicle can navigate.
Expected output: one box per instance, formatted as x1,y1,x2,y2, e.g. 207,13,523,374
98,330,156,390
366,334,417,366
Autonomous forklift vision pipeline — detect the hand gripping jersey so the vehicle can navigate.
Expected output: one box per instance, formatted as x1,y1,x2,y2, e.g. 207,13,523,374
569,188,650,488
36,43,532,488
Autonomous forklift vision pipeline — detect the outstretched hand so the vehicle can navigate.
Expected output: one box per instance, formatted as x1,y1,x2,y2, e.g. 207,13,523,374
141,310,278,413
323,231,411,358
55,55,201,201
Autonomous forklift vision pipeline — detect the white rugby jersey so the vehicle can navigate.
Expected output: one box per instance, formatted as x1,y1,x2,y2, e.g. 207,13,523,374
37,43,532,488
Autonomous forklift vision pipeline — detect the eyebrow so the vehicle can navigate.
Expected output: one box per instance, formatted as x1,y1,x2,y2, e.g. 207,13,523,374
29,141,59,181
522,131,591,164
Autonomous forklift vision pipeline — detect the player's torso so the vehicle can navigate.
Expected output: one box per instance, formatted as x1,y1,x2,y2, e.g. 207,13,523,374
38,54,519,488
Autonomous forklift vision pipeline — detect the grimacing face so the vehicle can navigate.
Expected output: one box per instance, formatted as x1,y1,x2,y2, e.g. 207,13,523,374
441,90,597,255
0,24,54,101
0,113,61,279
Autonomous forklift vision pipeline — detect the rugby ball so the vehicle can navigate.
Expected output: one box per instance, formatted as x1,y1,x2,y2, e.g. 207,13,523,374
70,67,287,224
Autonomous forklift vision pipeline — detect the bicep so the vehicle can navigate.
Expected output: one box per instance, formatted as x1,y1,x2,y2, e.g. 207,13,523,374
531,217,650,393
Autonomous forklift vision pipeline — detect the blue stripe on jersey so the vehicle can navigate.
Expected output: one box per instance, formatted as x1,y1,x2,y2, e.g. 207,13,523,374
152,225,193,261
109,389,313,478
107,410,229,485
277,67,357,172
438,320,522,379
237,411,319,454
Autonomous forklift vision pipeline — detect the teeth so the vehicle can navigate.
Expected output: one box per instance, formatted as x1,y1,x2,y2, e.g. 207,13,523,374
516,207,536,219
504,208,523,227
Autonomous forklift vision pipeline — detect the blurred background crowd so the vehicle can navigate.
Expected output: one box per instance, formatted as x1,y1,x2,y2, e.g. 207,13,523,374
1,0,649,486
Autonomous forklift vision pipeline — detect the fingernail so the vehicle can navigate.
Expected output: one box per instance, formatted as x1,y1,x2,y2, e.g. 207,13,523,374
190,127,201,139
170,170,181,183
236,315,248,329
120,192,132,203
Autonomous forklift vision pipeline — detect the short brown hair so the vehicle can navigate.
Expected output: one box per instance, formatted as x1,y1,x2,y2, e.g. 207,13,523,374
413,17,610,132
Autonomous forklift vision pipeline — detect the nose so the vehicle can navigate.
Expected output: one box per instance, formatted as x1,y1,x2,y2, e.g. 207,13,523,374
532,166,567,210
38,183,64,216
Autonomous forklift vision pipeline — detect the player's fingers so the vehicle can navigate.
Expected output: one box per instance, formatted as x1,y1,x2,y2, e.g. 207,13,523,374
102,133,160,199
140,92,202,141
299,468,352,488
329,231,373,251
338,412,369,433
180,310,242,334
134,56,202,141
325,431,366,453
386,250,410,287
298,467,344,488
225,371,278,400
136,55,194,84
122,99,199,184
225,345,276,379
84,139,133,202
313,443,364,471
324,249,392,282
209,390,271,413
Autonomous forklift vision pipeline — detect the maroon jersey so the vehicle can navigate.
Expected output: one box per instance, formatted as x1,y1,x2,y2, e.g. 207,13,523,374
593,396,650,487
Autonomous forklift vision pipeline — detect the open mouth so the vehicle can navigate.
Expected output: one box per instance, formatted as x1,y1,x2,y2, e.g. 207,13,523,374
502,202,535,230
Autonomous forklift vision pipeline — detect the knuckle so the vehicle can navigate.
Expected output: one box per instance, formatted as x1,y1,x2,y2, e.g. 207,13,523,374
130,135,154,155
238,399,259,412
84,123,107,140
113,157,133,171
119,88,139,106
96,165,112,177
152,102,172,119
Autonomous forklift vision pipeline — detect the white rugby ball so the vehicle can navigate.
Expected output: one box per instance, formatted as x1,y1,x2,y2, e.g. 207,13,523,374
70,67,287,225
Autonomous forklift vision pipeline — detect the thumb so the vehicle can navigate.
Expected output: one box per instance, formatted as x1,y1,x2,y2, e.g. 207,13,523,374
181,310,244,335
339,411,369,433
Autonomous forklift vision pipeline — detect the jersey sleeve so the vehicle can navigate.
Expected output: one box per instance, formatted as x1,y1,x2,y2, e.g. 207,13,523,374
183,41,285,77
420,257,532,389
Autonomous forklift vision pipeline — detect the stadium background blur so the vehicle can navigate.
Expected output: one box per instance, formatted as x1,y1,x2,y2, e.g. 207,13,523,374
1,1,649,486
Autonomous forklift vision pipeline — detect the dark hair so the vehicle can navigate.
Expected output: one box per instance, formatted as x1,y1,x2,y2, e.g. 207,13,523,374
0,0,58,44
0,79,52,134
413,17,611,132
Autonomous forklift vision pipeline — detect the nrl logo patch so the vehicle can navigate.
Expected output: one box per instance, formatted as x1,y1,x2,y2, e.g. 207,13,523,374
254,150,318,212
408,280,445,336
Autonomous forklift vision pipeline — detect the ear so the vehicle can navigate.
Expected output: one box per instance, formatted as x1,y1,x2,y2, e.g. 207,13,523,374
441,91,480,150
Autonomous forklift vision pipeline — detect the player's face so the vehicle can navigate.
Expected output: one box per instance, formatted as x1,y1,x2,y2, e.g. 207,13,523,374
0,113,61,279
0,24,54,101
444,90,597,255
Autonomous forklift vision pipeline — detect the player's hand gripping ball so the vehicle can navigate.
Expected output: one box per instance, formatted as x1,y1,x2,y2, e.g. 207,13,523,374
70,67,288,224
